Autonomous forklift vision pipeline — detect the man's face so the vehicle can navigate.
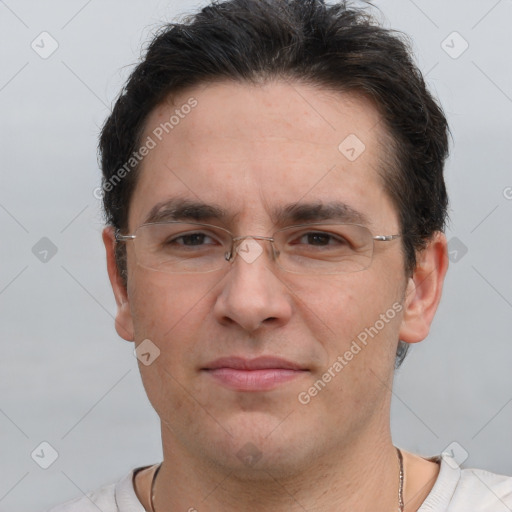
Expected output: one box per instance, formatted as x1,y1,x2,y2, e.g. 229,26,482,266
112,81,411,474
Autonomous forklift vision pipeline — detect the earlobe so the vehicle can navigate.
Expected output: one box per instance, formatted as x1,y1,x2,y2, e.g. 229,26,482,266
399,232,449,344
102,226,135,342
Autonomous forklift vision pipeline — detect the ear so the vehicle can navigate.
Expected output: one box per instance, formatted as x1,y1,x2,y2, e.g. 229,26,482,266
399,232,449,344
102,226,135,342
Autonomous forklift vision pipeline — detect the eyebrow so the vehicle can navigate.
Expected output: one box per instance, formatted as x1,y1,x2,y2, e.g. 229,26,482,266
142,198,369,227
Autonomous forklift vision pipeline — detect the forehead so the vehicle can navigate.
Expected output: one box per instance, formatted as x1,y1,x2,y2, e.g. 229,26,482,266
128,80,395,231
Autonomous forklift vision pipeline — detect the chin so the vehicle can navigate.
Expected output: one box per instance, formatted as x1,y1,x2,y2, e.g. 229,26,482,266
195,412,314,478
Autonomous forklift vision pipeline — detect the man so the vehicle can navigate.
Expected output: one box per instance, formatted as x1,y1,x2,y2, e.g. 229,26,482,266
49,0,512,510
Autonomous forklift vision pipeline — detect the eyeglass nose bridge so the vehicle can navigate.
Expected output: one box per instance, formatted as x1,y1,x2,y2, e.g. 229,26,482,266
225,235,279,263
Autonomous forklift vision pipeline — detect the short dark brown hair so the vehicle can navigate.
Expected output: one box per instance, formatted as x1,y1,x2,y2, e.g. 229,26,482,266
99,0,450,367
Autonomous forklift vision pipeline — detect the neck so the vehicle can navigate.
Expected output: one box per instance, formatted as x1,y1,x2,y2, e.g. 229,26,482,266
152,425,402,512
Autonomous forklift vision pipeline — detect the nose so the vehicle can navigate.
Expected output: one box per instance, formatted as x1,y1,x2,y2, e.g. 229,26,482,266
213,236,293,332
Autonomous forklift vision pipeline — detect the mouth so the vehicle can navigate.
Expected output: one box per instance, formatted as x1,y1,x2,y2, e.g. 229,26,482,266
201,356,308,391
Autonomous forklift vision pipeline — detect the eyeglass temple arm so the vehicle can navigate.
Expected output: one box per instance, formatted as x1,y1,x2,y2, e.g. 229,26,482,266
373,234,401,241
114,229,135,242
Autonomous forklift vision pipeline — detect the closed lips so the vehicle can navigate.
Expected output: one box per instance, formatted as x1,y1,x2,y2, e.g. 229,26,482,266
202,356,306,371
202,357,308,391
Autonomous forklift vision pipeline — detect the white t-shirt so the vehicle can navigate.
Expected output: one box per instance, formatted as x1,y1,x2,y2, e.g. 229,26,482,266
46,453,512,512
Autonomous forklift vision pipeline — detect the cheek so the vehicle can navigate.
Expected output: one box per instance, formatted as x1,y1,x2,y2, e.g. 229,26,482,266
294,274,392,336
296,272,404,374
128,275,209,424
128,270,231,391
129,271,212,341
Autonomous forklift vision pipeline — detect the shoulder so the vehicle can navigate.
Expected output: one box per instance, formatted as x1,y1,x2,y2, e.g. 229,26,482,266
419,453,512,511
45,482,117,511
452,466,512,510
44,465,151,512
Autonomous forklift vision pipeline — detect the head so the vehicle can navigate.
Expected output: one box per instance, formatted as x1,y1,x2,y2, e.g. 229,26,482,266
100,0,449,476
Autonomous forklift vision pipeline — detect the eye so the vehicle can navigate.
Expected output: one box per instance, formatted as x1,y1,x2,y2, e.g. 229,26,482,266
168,232,217,246
294,231,349,247
159,229,225,250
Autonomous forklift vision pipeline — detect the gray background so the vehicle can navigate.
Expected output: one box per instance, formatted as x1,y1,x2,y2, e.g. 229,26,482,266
0,0,511,510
